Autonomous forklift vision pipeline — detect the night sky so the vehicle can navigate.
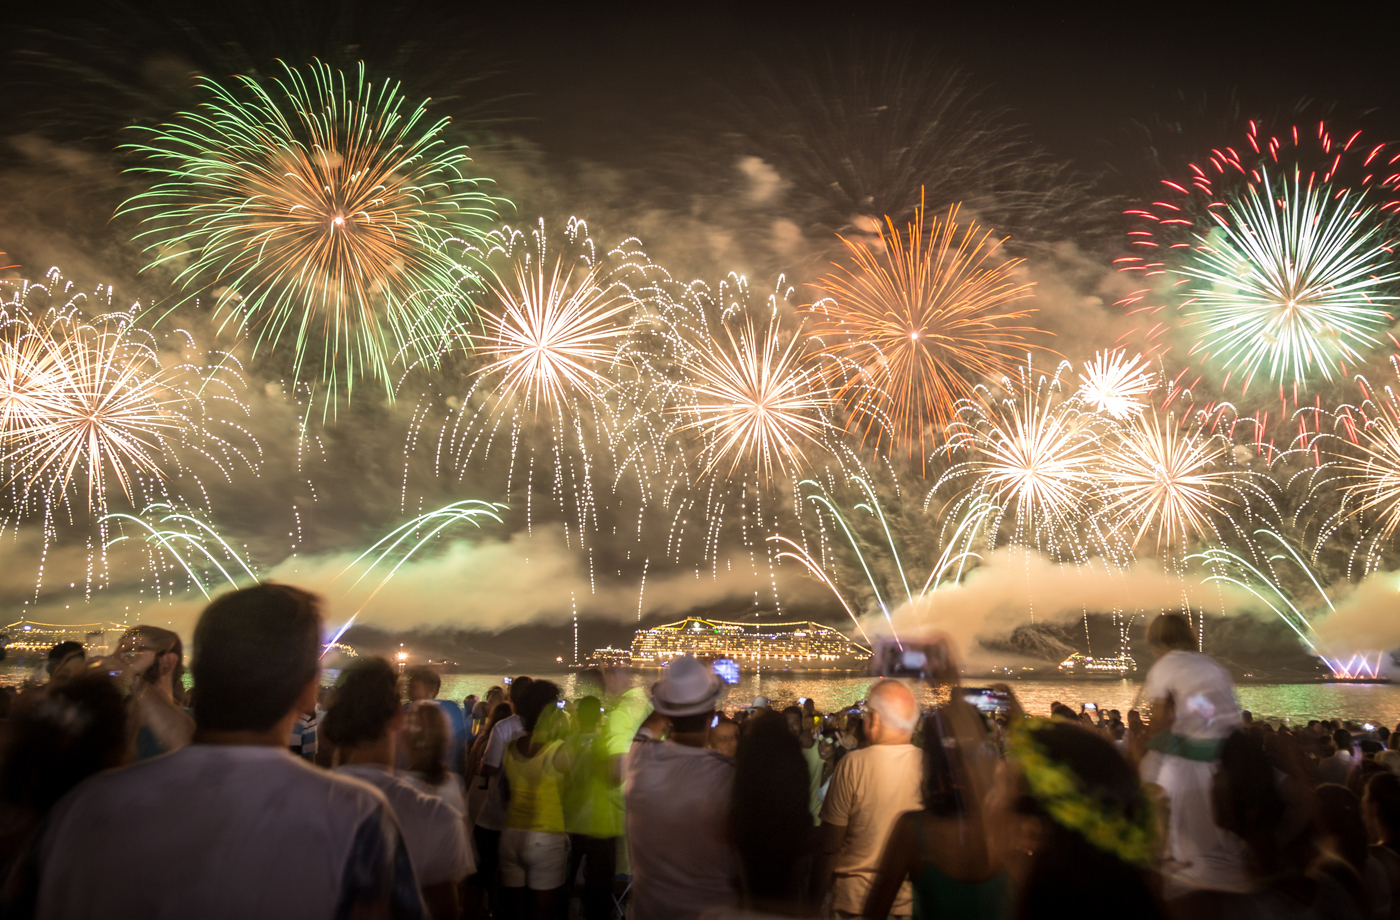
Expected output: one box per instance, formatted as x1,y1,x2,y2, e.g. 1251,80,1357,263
3,2,1399,669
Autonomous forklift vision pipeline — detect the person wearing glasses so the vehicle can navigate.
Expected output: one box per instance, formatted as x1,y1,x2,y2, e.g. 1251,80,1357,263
113,625,194,760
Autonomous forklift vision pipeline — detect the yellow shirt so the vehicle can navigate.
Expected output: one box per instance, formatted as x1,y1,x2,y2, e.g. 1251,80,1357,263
503,740,566,834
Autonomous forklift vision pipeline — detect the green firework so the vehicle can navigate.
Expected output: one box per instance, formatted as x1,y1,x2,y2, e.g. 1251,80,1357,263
120,59,500,399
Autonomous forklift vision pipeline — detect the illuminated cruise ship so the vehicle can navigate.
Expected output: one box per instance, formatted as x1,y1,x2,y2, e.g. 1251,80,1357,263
612,617,871,671
1057,652,1138,676
3,620,128,658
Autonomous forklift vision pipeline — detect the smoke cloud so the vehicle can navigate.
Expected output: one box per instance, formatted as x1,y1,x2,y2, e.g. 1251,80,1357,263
879,547,1251,659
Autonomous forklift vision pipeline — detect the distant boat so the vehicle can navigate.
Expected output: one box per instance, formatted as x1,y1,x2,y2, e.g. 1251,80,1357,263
585,617,870,672
1058,652,1138,677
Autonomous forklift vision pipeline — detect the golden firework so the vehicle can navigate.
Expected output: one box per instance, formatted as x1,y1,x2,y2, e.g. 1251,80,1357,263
808,199,1041,460
679,314,832,481
476,256,632,412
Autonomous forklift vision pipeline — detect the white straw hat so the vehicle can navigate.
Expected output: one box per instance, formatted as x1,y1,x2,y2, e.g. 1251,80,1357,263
650,655,725,717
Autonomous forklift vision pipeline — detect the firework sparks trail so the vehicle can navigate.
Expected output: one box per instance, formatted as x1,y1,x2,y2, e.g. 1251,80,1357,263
120,59,498,398
103,503,258,599
0,272,258,604
424,220,670,571
808,197,1042,460
676,312,832,481
1077,350,1157,419
1182,171,1399,388
772,475,986,641
325,499,506,650
5,318,190,509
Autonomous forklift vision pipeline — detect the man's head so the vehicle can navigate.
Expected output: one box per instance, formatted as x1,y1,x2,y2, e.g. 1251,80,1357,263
650,655,724,736
782,705,804,737
405,665,441,702
116,626,184,695
1334,728,1354,755
507,676,533,709
709,717,739,759
191,583,322,734
1146,612,1196,655
322,658,400,750
45,641,84,680
575,696,603,733
866,679,918,745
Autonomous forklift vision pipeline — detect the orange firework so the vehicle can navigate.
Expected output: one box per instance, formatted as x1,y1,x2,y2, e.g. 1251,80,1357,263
808,199,1043,460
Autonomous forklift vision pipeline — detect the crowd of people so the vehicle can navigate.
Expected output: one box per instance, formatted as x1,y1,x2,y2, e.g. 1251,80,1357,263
0,585,1399,919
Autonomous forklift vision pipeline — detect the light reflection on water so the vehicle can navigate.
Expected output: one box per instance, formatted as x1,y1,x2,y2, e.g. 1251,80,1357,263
432,672,1400,726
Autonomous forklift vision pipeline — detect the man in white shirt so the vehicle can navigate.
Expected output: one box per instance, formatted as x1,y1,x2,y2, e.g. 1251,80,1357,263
626,655,738,920
323,658,473,919
31,583,425,920
468,675,530,912
817,679,923,918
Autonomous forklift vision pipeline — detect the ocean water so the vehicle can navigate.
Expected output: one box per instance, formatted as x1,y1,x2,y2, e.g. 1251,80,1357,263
15,659,1398,726
430,672,1400,726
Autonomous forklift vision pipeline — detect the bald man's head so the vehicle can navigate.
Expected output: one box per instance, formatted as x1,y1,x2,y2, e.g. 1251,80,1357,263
866,679,919,742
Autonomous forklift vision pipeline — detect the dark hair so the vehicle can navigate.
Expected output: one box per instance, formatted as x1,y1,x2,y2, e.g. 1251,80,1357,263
0,674,127,813
732,712,814,907
671,712,711,734
1366,771,1400,843
514,679,559,733
405,666,441,696
44,641,83,676
322,658,400,748
1316,783,1368,873
1014,722,1163,920
1146,612,1195,652
1333,729,1353,753
921,707,974,817
192,584,322,732
575,696,603,732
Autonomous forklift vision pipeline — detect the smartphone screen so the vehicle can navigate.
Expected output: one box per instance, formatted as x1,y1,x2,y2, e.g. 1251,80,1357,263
711,658,740,685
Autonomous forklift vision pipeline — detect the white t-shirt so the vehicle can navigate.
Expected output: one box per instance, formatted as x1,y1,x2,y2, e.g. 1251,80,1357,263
338,763,473,886
819,743,923,916
477,714,525,831
625,740,738,920
1143,650,1241,740
35,744,415,920
407,770,468,817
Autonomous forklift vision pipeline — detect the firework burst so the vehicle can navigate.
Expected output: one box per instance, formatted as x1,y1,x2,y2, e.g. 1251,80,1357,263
808,199,1041,459
120,59,497,398
1077,350,1156,419
1120,120,1400,394
476,252,633,412
1100,409,1259,557
0,300,194,512
943,363,1100,551
0,272,257,519
677,313,832,481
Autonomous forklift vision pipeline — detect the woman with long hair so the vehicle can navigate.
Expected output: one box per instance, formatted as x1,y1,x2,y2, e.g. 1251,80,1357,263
499,680,572,920
405,700,467,815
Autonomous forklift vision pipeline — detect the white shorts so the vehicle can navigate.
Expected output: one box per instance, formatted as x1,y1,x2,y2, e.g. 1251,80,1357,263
499,828,570,890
